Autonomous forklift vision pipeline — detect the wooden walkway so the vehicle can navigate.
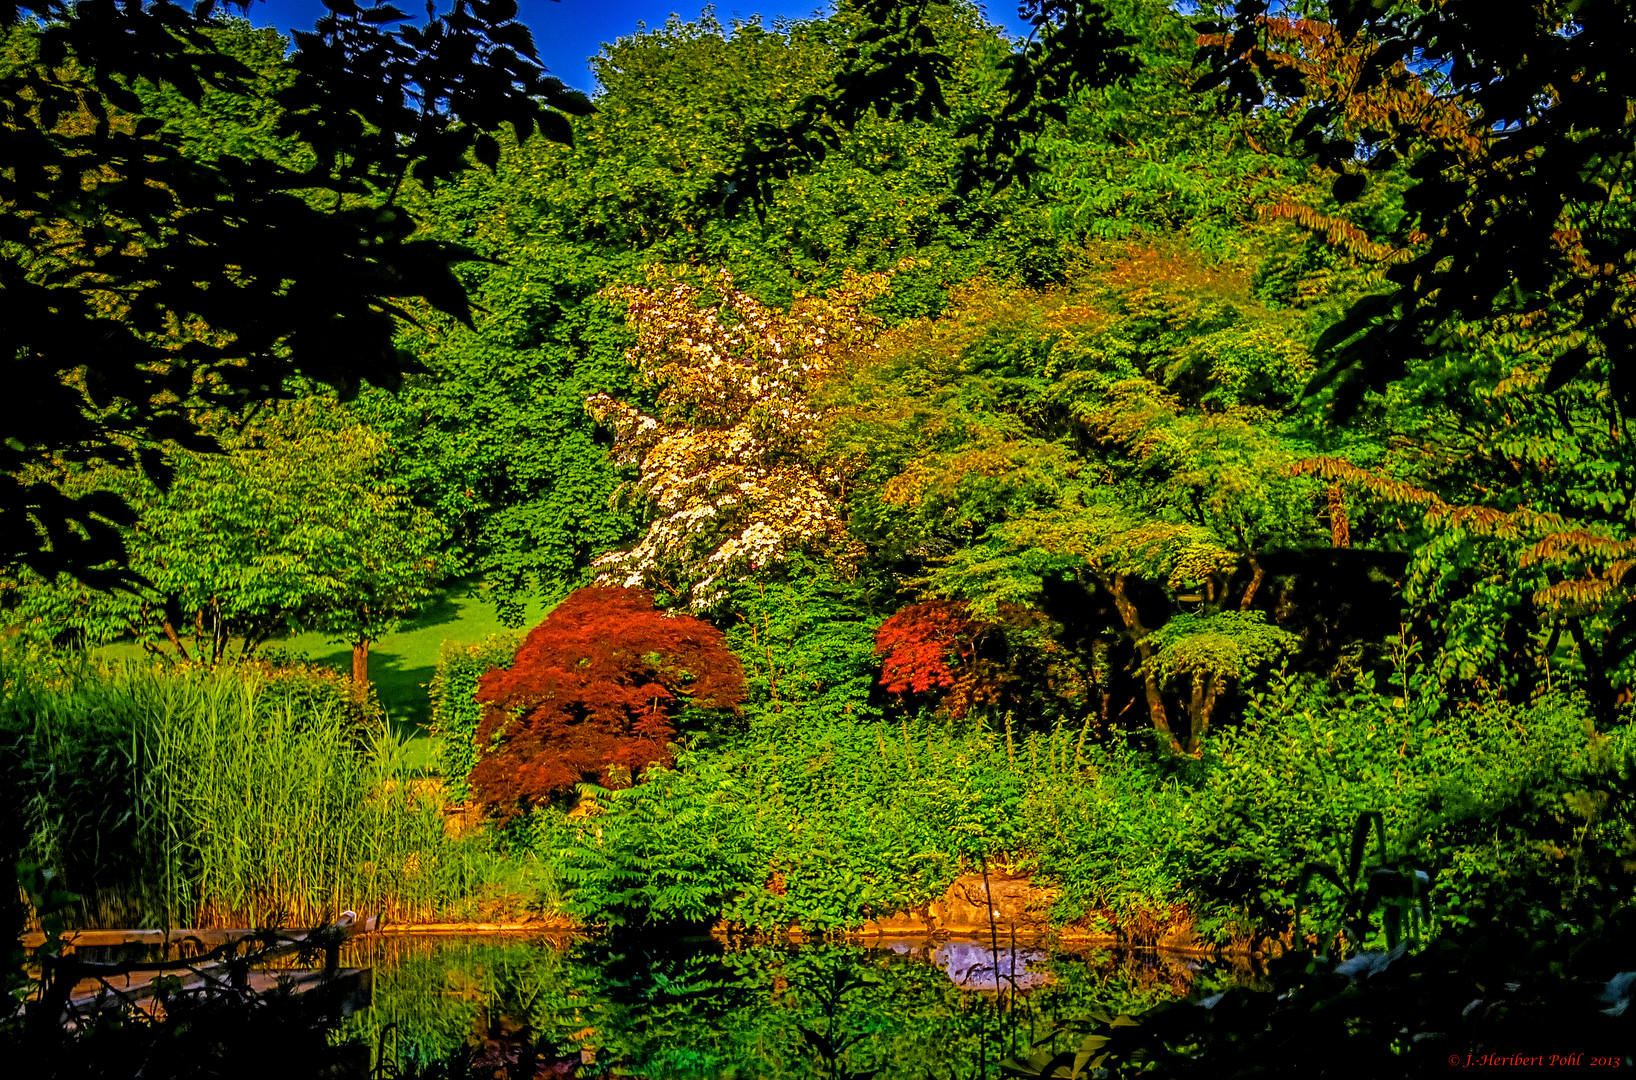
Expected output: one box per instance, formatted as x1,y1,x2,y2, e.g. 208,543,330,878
21,915,378,1026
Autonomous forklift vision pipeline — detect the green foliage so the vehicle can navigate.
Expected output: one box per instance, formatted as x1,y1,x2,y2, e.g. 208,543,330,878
354,254,639,626
549,657,1633,944
365,5,1109,618
1201,0,1636,416
0,652,546,927
428,633,522,802
725,562,887,733
559,721,1027,933
1142,612,1300,684
5,397,451,665
559,768,762,928
0,0,587,585
1036,1,1312,259
825,254,1330,751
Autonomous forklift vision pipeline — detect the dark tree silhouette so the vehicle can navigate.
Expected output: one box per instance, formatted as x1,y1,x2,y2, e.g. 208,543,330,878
0,0,591,586
468,587,745,813
1195,0,1636,409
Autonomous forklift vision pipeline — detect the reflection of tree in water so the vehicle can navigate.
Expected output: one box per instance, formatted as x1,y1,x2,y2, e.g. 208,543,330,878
346,935,1259,1079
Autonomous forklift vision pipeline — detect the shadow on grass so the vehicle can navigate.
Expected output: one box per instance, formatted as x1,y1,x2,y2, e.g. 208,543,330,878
393,592,466,635
301,645,437,736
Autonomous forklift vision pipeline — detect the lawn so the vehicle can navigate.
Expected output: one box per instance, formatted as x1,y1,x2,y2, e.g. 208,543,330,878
97,581,548,770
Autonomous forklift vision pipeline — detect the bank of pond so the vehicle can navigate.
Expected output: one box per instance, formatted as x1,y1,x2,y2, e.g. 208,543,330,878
345,933,1252,1078
5,657,1634,1074
7,656,1630,947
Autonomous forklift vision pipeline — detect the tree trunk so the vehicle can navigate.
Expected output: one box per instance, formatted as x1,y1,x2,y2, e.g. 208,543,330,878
1238,557,1266,611
1186,672,1219,757
1567,618,1617,723
1326,485,1351,548
161,620,191,662
1104,573,1184,755
351,639,371,704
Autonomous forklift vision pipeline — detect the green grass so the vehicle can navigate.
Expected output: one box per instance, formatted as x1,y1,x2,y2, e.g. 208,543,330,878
4,657,562,927
97,582,546,771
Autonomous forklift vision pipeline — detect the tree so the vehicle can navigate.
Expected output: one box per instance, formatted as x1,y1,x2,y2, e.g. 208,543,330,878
829,247,1339,753
468,586,746,814
720,0,1136,206
0,0,590,585
1194,0,1636,409
587,267,891,609
719,0,1636,416
364,6,1094,623
4,398,449,693
875,599,985,698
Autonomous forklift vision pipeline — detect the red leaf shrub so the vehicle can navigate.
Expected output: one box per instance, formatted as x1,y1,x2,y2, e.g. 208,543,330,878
467,586,745,813
874,600,985,696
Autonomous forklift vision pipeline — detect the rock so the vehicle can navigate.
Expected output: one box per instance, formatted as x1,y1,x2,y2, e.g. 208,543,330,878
860,873,1055,939
932,940,1053,990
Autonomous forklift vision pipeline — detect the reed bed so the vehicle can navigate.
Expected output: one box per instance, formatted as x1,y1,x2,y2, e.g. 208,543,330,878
1,654,523,929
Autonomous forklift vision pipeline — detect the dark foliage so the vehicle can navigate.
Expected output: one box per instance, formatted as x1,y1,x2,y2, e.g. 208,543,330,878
1195,0,1636,411
469,586,745,812
0,0,591,586
1005,912,1636,1078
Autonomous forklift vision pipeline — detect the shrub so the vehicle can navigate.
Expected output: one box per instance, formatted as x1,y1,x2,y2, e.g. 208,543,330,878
468,586,746,814
558,765,762,928
724,563,885,733
553,672,1632,941
429,633,522,802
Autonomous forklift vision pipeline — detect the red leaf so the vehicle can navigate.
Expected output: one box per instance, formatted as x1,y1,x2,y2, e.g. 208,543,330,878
468,586,745,813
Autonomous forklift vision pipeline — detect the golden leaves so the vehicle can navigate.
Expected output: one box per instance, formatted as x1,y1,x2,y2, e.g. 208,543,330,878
1259,202,1411,264
1288,457,1441,508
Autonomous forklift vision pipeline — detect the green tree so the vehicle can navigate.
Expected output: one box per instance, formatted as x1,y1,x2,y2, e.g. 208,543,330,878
7,399,448,695
366,6,1090,620
828,247,1335,753
0,0,589,587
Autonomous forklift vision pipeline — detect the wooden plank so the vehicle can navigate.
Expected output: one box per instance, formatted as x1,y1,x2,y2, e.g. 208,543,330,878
21,915,378,951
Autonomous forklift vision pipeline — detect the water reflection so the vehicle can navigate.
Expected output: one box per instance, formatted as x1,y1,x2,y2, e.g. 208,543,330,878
341,934,1259,1078
876,938,1054,991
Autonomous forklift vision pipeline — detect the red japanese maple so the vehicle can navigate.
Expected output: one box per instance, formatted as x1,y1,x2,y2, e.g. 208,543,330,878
874,600,985,696
467,586,745,813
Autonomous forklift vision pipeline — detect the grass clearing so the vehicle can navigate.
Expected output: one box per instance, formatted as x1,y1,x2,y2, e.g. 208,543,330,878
96,582,546,772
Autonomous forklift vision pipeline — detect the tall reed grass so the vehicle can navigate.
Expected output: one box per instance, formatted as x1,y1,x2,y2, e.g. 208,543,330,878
1,654,540,929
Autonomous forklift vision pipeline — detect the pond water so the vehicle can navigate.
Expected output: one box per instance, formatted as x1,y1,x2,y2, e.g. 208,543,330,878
338,934,1262,1078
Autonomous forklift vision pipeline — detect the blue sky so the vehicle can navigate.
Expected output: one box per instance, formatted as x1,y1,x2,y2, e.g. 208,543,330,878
237,1,1033,93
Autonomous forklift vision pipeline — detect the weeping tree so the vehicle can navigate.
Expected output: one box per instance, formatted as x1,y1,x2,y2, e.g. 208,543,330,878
468,586,746,815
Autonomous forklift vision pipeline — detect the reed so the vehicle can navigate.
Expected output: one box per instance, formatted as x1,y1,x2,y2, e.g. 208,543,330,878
1,654,514,929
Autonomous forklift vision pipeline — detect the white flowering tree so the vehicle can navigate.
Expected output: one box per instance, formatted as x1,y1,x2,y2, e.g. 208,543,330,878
587,268,891,607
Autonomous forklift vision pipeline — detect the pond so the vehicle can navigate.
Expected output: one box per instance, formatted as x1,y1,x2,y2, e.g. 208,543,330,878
338,934,1262,1078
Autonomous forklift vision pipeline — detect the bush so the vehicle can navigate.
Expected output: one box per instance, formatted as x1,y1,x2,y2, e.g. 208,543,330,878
552,670,1633,941
429,633,521,802
558,718,1030,932
558,765,762,928
467,586,746,814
